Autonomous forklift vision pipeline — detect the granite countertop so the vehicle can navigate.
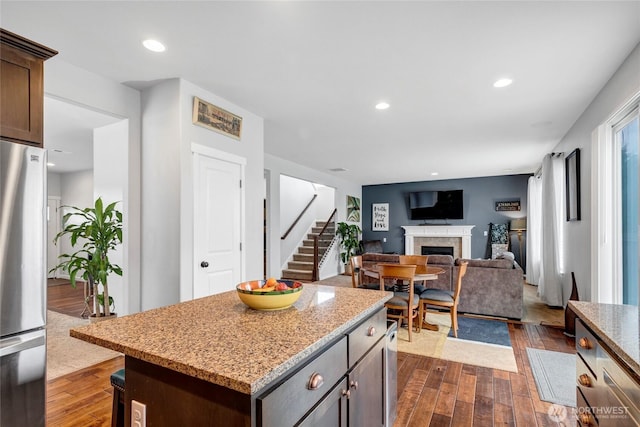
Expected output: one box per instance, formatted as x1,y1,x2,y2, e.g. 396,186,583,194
70,284,391,395
569,301,640,376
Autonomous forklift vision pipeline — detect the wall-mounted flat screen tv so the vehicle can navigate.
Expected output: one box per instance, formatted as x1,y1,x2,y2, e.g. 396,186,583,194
408,190,464,220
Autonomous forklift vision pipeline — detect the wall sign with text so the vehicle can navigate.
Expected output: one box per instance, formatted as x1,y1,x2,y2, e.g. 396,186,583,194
495,200,521,212
372,203,389,231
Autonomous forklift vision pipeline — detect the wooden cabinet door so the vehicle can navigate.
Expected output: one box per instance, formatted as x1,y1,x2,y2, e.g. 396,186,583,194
298,378,348,427
348,338,385,427
0,29,57,147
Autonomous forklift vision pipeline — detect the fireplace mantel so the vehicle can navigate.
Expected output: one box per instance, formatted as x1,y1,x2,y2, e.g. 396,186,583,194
402,225,475,259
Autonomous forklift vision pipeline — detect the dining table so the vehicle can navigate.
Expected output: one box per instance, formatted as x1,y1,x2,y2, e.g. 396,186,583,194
361,263,446,332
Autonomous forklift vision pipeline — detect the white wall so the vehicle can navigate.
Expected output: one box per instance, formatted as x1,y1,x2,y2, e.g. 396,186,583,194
58,170,93,260
48,172,61,197
140,78,264,307
140,79,181,310
265,153,362,278
179,79,264,301
552,42,640,302
278,178,337,270
314,185,335,221
279,175,317,266
44,57,142,314
94,121,128,314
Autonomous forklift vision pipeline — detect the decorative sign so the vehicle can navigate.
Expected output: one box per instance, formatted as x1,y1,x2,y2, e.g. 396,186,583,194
372,203,389,231
495,200,521,212
192,96,242,140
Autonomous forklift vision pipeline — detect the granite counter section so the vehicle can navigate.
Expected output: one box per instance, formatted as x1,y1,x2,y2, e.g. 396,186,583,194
71,284,391,395
568,301,639,377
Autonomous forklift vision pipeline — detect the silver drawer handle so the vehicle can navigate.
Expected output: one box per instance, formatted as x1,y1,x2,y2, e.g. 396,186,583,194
350,380,358,390
578,374,592,387
367,326,376,336
307,372,324,390
341,389,351,399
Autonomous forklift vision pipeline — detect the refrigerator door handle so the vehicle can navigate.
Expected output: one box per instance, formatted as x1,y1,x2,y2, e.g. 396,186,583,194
0,330,46,357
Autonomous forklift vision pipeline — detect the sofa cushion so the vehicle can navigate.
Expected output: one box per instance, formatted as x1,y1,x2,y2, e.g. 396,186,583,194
420,288,454,303
426,255,454,266
456,258,514,269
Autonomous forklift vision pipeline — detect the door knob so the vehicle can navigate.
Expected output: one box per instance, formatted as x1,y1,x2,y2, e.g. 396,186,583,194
200,261,209,268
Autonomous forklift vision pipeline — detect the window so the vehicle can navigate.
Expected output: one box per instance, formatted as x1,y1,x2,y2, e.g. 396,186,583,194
617,110,639,305
592,94,639,304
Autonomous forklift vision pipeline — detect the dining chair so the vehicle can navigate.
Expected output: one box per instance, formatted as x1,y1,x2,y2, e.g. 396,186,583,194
378,263,419,342
350,255,363,288
418,261,468,338
398,255,429,290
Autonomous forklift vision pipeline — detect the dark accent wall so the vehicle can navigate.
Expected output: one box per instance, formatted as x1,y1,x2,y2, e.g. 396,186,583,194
362,174,531,266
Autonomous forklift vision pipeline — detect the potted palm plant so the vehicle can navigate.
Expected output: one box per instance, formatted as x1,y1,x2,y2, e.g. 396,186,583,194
336,222,361,274
51,197,123,320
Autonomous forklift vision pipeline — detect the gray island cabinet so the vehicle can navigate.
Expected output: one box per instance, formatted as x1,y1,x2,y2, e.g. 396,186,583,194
569,302,640,426
71,284,394,427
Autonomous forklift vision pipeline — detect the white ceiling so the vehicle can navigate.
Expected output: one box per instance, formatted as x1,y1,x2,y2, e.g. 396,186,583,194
3,1,640,184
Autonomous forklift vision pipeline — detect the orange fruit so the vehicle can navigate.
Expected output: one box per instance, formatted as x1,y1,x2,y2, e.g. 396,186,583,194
265,277,278,287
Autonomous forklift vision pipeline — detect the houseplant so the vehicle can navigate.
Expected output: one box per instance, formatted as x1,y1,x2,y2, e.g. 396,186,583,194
336,222,361,274
51,197,123,319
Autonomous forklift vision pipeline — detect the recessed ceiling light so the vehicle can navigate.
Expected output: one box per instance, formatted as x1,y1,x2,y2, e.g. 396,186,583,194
375,102,390,110
47,162,55,167
329,167,348,172
143,39,166,53
493,78,513,88
431,172,439,176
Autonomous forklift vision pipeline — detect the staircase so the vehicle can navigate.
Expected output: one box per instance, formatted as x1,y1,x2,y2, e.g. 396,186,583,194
281,221,335,281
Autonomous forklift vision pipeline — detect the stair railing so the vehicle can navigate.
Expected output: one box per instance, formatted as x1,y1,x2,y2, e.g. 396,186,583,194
281,194,318,240
313,208,337,281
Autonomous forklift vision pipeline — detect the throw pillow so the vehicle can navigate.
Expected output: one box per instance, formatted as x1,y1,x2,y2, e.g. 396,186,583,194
497,251,515,261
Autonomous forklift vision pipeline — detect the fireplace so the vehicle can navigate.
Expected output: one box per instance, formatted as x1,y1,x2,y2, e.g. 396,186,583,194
421,246,454,257
402,225,475,259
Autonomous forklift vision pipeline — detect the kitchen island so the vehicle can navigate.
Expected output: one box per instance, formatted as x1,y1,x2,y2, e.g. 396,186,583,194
71,284,393,426
569,301,640,426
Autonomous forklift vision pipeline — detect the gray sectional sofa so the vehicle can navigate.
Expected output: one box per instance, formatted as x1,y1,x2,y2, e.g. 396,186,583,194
361,253,524,319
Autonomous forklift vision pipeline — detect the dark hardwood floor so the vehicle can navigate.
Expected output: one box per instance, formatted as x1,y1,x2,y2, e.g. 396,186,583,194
47,279,87,317
395,323,575,427
46,279,575,426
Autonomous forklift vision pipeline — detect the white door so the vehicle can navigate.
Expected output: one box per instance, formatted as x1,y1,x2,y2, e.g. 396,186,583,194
47,197,61,278
193,152,243,298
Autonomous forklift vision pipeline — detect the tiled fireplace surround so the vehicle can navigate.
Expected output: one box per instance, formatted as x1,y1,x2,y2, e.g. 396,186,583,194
402,225,475,259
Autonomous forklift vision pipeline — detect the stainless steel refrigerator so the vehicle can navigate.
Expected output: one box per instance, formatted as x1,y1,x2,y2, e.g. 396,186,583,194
0,140,47,426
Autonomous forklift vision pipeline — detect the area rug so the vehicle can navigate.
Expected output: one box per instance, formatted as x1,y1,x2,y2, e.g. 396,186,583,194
447,316,511,347
46,310,121,380
397,313,518,372
526,347,576,407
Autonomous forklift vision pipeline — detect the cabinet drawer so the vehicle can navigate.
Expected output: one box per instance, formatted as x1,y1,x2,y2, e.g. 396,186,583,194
577,388,599,427
577,352,598,409
259,336,347,427
576,319,598,377
348,308,386,367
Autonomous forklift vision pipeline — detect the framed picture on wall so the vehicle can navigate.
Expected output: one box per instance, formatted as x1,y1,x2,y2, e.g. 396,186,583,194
566,148,581,221
346,195,361,222
372,203,389,231
192,96,242,140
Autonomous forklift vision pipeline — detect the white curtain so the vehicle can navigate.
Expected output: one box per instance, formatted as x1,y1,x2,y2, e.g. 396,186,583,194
526,176,542,285
538,153,565,306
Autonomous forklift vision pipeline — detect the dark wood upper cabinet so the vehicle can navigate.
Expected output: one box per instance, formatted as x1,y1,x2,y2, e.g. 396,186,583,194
0,29,57,147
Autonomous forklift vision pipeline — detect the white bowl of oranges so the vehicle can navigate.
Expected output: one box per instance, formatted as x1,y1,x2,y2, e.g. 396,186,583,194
236,278,303,311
